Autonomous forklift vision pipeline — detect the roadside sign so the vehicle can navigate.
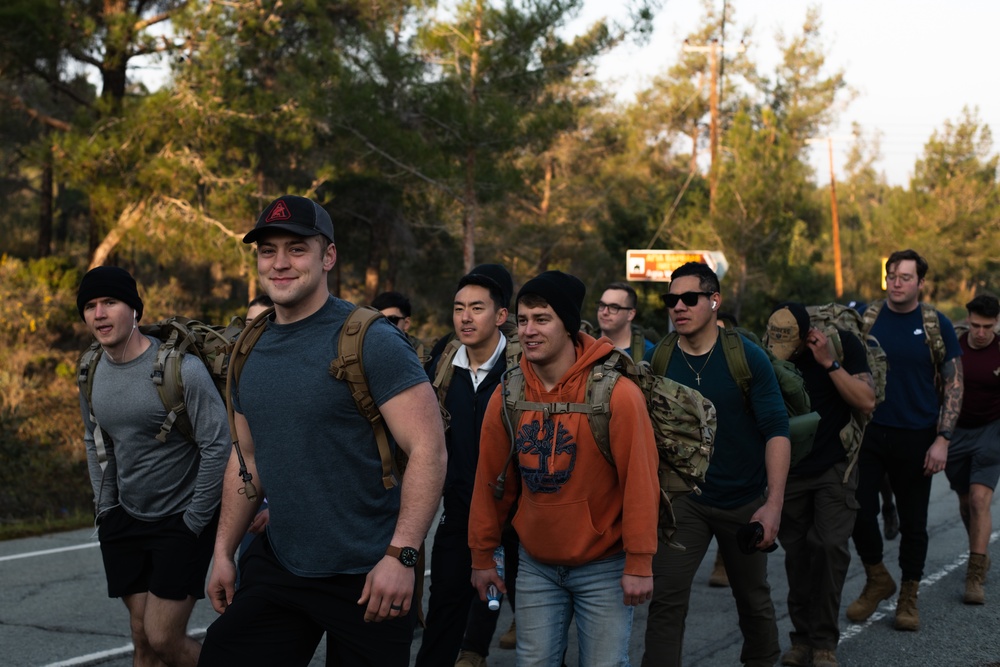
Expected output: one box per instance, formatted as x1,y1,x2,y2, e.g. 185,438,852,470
626,249,729,282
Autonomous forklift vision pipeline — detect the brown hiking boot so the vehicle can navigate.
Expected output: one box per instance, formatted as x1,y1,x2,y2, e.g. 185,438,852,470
709,552,730,587
455,650,488,667
846,561,897,622
780,643,811,666
894,580,920,631
812,648,840,667
499,618,516,650
965,552,989,605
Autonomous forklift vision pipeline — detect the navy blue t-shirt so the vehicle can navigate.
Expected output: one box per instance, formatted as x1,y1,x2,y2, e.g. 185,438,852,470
870,305,961,430
649,333,789,509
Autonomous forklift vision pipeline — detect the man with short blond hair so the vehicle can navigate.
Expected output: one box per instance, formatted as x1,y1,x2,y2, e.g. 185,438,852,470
199,195,446,667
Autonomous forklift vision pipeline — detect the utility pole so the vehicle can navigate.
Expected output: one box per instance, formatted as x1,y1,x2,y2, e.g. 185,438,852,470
683,38,745,215
827,137,843,298
808,136,850,298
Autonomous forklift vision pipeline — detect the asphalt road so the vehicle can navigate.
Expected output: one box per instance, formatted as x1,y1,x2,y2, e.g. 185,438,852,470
3,473,999,666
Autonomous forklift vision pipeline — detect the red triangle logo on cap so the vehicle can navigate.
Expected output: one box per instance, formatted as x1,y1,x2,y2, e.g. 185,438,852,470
265,200,292,223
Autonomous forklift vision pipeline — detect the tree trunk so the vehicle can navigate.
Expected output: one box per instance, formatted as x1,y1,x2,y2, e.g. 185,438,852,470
365,222,382,302
36,139,53,258
100,0,130,105
89,200,147,269
462,0,484,274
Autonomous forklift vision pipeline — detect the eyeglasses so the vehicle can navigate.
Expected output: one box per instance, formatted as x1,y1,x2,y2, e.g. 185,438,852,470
385,315,404,325
661,291,715,309
597,301,632,315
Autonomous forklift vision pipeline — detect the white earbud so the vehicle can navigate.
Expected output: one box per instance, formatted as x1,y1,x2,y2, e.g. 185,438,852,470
132,309,138,328
711,302,717,310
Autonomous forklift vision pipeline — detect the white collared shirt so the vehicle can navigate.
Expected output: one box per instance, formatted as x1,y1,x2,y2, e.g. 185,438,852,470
452,332,507,391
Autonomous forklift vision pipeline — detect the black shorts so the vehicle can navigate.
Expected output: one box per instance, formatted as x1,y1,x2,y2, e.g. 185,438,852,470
98,505,219,600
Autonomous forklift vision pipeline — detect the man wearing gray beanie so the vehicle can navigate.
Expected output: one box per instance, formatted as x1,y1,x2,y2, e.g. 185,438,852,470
76,265,229,666
469,269,660,665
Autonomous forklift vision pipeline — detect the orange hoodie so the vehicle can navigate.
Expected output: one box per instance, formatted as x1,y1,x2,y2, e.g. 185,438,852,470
468,333,659,576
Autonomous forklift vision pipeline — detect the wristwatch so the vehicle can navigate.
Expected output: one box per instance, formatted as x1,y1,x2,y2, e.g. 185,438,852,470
937,430,953,441
386,545,420,567
826,360,841,373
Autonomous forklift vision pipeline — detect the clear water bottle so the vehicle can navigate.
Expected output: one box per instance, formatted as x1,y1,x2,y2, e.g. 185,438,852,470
486,545,505,611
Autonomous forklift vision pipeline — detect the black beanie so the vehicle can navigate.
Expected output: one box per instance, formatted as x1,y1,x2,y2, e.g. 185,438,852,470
458,263,514,309
516,270,585,334
76,266,144,321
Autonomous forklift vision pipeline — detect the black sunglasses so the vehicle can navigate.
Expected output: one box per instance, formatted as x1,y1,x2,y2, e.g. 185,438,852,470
661,291,715,309
385,315,404,325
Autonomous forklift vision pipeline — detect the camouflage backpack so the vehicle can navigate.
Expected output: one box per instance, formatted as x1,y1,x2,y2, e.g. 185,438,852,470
78,315,246,471
807,303,889,481
651,329,819,469
500,348,717,550
578,320,650,361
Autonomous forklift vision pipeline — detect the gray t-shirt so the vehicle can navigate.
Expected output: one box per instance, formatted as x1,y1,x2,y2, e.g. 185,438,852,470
234,296,428,577
80,335,229,534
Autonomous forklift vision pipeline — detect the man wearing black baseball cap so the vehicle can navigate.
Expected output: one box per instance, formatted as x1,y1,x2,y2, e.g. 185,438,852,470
200,195,446,667
76,266,229,667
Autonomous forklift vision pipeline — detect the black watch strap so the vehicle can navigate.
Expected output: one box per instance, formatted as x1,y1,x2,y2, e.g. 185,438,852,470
826,360,841,373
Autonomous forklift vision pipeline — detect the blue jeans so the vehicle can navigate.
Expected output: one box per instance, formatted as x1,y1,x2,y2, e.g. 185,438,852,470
515,546,632,667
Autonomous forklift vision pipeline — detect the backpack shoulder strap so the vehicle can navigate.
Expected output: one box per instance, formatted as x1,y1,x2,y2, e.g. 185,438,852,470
861,299,885,336
224,306,274,502
719,328,752,403
919,302,947,368
328,306,398,490
649,332,679,376
585,352,626,467
630,327,645,362
431,338,463,406
501,322,522,370
149,320,199,444
78,342,112,470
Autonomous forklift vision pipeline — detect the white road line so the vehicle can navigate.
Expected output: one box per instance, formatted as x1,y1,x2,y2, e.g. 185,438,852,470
42,629,208,667
840,527,1000,643
0,542,98,563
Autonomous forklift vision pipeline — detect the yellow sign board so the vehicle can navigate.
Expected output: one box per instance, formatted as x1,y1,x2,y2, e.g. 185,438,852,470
626,249,729,282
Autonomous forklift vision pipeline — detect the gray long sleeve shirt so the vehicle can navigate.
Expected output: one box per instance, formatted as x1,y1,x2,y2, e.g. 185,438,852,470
80,335,229,534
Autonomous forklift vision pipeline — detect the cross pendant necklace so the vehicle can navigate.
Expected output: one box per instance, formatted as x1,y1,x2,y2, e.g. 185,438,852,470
679,342,717,386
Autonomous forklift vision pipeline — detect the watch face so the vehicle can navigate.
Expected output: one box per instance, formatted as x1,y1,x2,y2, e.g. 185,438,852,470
399,547,420,567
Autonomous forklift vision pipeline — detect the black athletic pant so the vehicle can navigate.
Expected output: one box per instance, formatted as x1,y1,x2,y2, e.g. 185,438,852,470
198,534,415,667
415,515,499,665
852,423,936,581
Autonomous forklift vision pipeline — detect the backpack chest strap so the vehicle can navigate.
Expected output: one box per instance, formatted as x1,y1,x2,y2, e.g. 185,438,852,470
510,399,609,419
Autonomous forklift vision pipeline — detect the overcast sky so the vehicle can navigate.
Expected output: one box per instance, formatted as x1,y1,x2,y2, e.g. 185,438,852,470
575,0,1000,186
